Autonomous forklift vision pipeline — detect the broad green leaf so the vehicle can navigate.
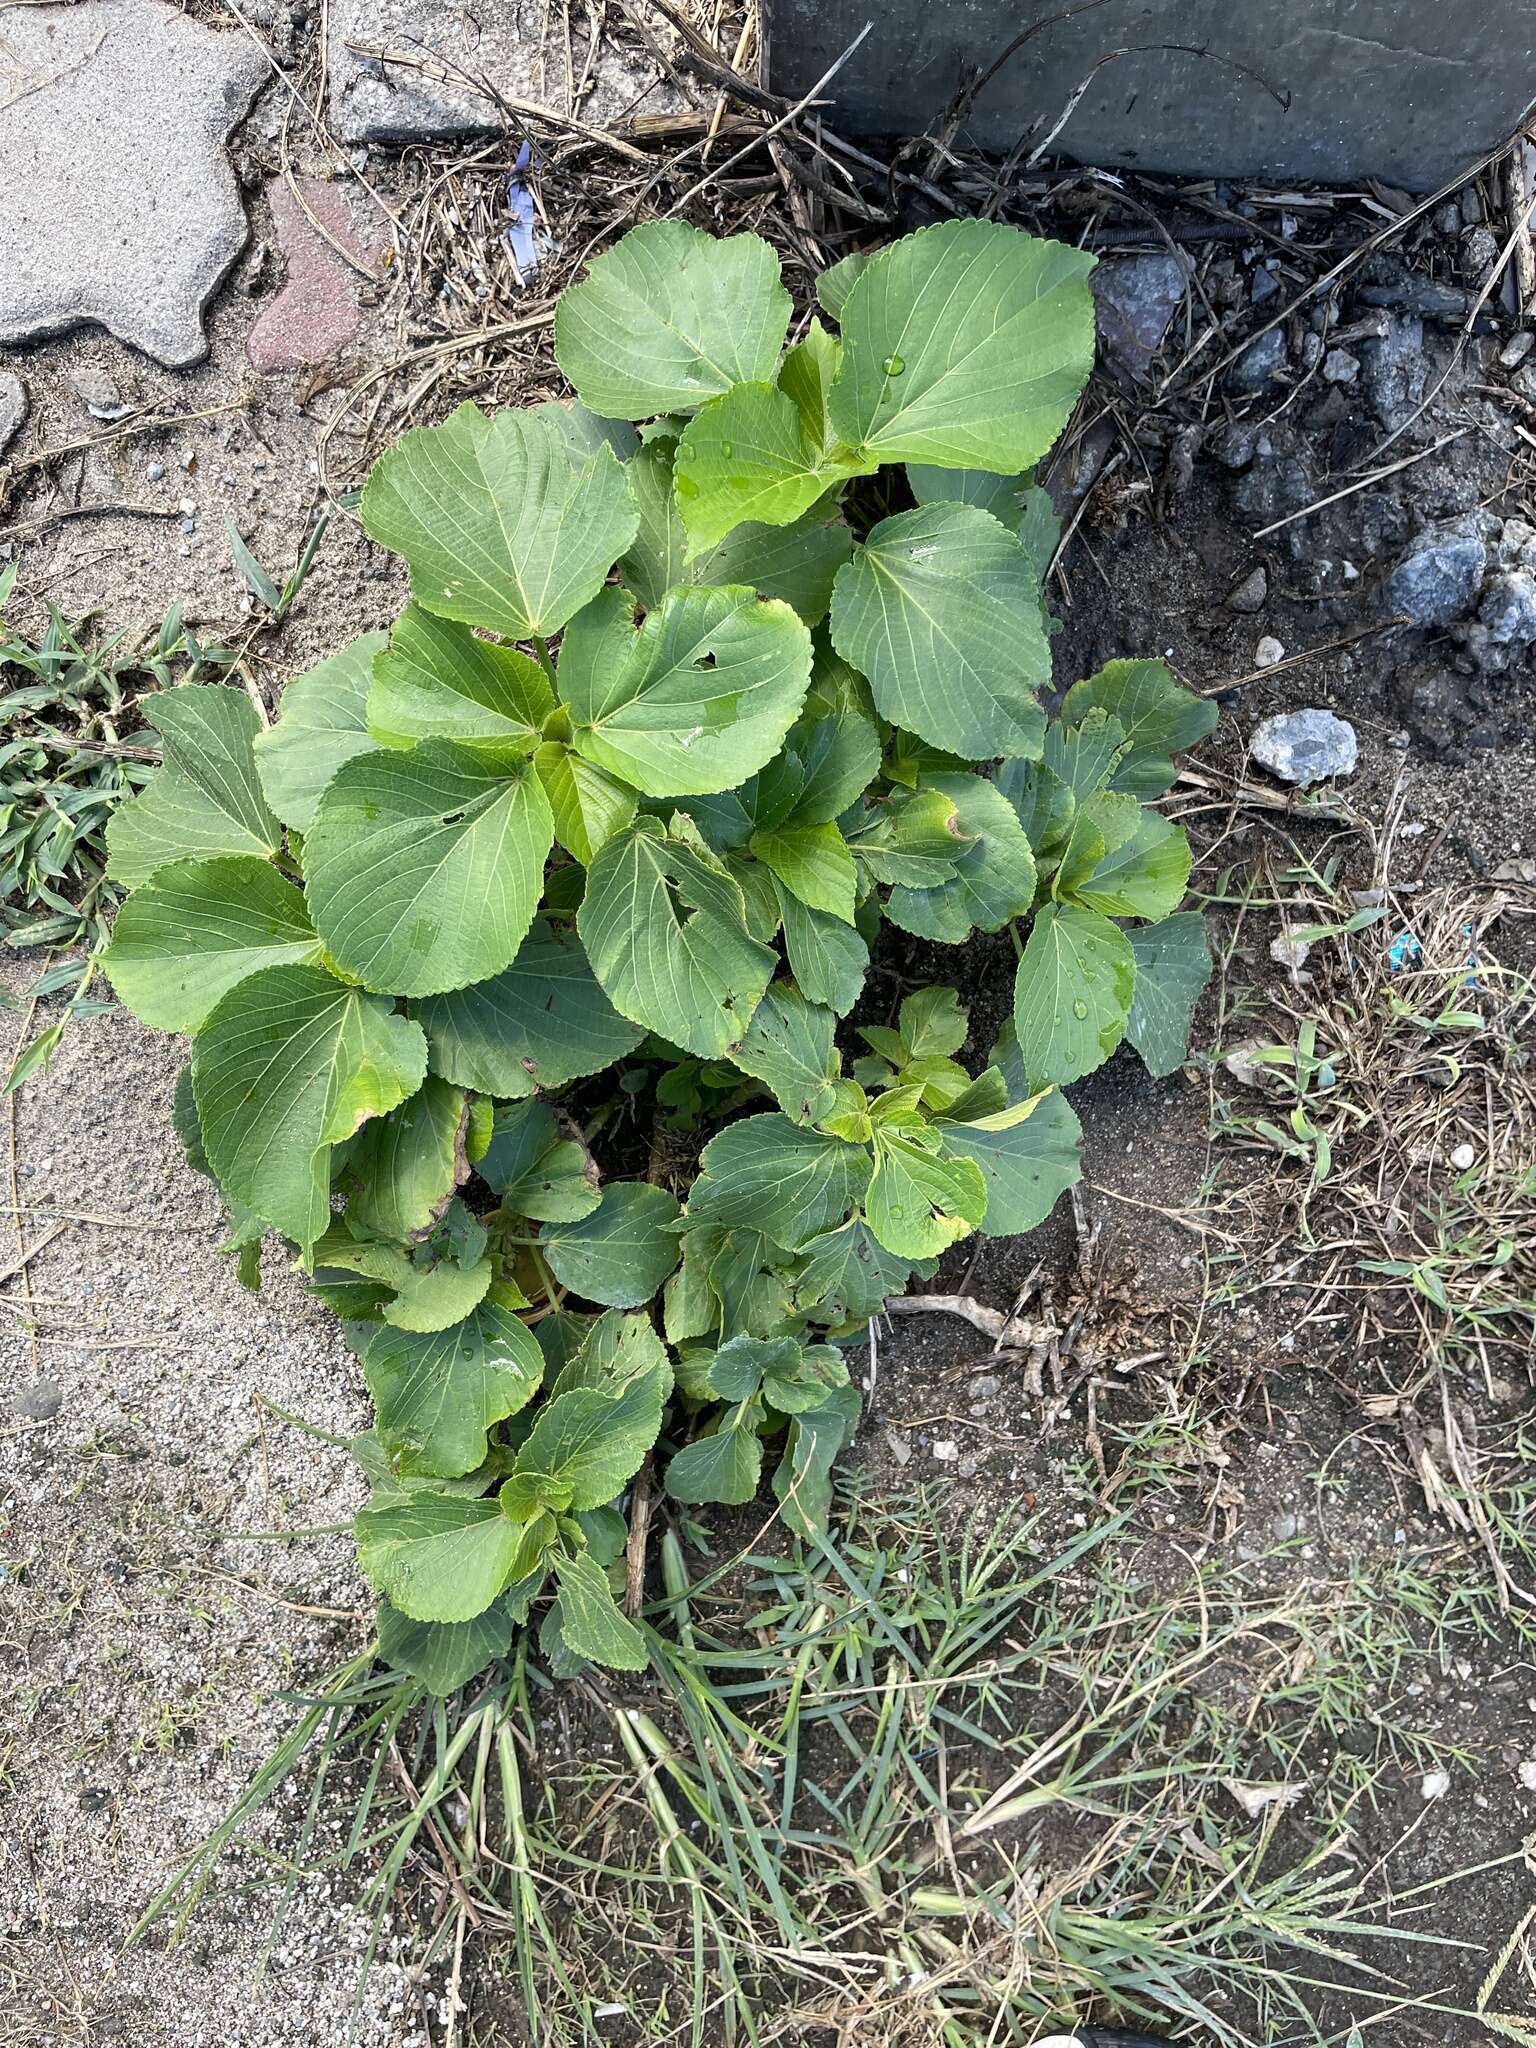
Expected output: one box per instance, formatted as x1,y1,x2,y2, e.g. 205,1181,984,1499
885,773,1037,942
1053,789,1142,898
365,1288,542,1477
541,1181,682,1308
562,584,812,799
192,964,426,1254
939,1089,1082,1236
750,819,854,922
773,1384,859,1538
827,220,1095,470
907,464,1061,581
480,1100,600,1222
816,249,873,323
1071,808,1192,921
866,1131,987,1259
1017,486,1062,581
1059,660,1218,798
369,604,553,750
343,1075,466,1240
849,786,971,888
107,684,282,886
905,463,1034,522
664,1424,763,1506
1044,710,1131,804
355,1491,524,1623
705,1332,799,1402
554,222,791,419
673,381,868,554
256,635,383,832
550,1549,647,1671
305,741,553,997
794,700,882,826
996,755,1075,857
727,982,839,1126
1127,910,1211,1078
687,1113,870,1250
708,1227,795,1339
416,916,643,1098
1012,902,1136,1087
312,1229,495,1332
617,437,851,625
775,885,868,1014
778,319,843,450
794,1217,912,1323
830,503,1049,759
360,403,638,639
102,856,321,1033
532,742,636,866
530,397,639,462
577,818,775,1058
552,1310,668,1398
510,1364,666,1508
899,986,968,1060
377,1599,515,1695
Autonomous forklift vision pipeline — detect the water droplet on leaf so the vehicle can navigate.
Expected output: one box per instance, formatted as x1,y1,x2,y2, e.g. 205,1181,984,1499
882,353,905,376
1072,999,1089,1019
720,440,733,457
675,472,700,498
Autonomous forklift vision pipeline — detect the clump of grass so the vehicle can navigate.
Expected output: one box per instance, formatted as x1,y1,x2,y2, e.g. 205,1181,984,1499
0,565,235,953
1205,821,1536,1397
132,1472,1527,2048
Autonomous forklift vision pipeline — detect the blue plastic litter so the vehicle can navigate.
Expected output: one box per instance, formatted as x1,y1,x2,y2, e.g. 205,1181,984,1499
505,141,542,279
1387,930,1422,972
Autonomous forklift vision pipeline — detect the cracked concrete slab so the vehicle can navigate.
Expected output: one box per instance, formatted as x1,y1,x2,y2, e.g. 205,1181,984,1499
0,0,264,368
326,0,685,145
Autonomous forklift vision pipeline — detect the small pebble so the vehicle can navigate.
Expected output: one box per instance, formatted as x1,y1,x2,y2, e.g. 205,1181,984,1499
1322,347,1359,384
146,460,166,482
1226,565,1268,613
931,1439,959,1463
1501,330,1535,369
1254,635,1285,668
1448,1142,1476,1170
69,365,131,420
1420,1768,1451,1801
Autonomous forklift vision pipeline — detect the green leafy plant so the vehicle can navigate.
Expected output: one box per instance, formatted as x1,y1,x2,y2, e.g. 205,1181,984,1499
95,219,1216,1682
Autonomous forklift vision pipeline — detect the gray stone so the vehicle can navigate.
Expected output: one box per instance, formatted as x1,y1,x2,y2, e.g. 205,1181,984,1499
1384,527,1486,627
1478,570,1536,644
327,0,681,144
1250,709,1358,785
69,366,130,421
1500,330,1534,369
1227,327,1289,394
1359,313,1428,433
15,1378,62,1422
1226,565,1268,613
0,2,263,366
765,0,1536,190
0,372,26,457
1322,348,1360,384
1092,254,1188,381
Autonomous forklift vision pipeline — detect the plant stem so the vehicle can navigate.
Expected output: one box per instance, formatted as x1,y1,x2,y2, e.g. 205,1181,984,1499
531,635,557,688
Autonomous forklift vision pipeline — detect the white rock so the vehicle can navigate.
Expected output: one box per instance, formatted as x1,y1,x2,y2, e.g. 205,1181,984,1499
1420,1767,1451,1801
1448,1142,1476,1170
1255,635,1286,668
